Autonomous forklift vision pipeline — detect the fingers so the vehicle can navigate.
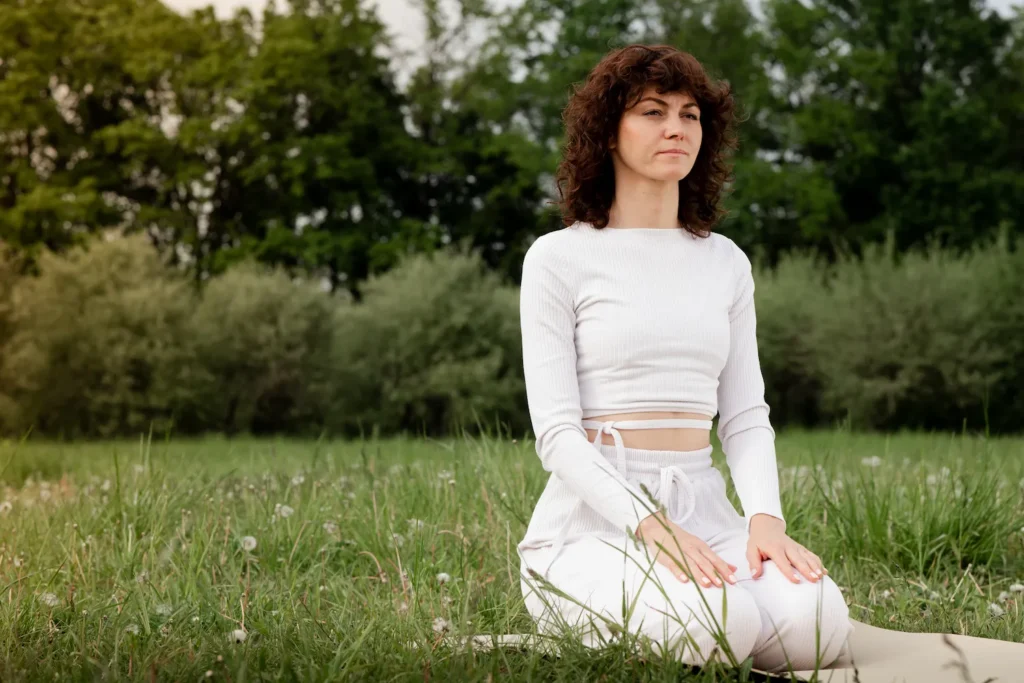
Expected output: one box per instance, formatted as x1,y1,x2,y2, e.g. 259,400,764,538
746,543,763,580
790,548,820,582
701,547,738,585
770,549,800,584
660,548,722,588
801,549,827,580
692,552,721,587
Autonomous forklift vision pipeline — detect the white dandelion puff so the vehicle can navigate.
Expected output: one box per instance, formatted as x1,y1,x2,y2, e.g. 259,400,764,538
997,591,1011,603
290,474,305,486
437,572,451,585
230,629,247,643
322,521,337,534
407,518,425,531
988,603,1005,617
432,617,450,633
0,500,11,514
135,570,149,584
241,536,258,551
392,533,405,547
1009,583,1024,593
438,470,453,480
155,603,173,617
39,592,60,607
860,456,883,467
124,623,140,635
275,504,294,519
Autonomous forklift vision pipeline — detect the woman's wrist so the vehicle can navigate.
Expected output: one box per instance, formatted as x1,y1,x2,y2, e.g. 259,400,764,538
637,510,669,539
749,513,786,533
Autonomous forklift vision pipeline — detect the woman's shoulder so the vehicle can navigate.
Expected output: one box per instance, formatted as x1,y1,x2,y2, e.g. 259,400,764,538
523,222,591,261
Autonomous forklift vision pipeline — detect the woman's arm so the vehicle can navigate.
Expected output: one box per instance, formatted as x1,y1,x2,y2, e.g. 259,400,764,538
716,240,786,532
520,236,656,535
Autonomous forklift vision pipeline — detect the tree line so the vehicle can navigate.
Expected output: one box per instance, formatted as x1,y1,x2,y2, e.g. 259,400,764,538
1,0,1021,299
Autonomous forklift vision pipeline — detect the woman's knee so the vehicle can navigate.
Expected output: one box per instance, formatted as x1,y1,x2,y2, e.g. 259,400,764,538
639,584,763,666
753,573,852,671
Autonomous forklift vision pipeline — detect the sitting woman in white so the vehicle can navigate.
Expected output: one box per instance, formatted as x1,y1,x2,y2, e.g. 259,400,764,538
517,43,852,673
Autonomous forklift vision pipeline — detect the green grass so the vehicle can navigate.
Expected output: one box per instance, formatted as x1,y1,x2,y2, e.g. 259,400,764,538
0,428,1022,682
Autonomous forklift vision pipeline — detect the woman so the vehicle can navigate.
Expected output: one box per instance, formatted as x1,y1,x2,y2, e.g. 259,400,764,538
516,44,853,673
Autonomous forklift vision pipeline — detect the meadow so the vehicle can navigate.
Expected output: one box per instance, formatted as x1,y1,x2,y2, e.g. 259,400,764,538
0,428,1022,682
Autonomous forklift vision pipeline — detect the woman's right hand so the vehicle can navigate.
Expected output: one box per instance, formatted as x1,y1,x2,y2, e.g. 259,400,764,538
636,512,738,587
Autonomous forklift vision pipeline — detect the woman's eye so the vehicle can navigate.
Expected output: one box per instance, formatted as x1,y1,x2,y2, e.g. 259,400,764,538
644,110,662,116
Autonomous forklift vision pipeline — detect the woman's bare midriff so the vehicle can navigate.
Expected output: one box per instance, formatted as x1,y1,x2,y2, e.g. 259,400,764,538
584,411,714,452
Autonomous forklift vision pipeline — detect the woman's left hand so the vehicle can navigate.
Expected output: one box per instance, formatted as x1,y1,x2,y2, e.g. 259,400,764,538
746,513,827,583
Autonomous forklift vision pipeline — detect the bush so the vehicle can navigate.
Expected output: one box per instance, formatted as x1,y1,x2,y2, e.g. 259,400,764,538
754,250,834,429
0,235,193,438
326,244,525,438
172,261,345,435
805,234,1018,432
0,246,22,432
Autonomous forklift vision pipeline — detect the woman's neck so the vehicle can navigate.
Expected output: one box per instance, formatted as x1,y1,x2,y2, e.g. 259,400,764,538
606,175,681,229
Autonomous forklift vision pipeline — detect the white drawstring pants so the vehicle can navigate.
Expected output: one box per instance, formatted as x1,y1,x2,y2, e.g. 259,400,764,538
518,441,852,673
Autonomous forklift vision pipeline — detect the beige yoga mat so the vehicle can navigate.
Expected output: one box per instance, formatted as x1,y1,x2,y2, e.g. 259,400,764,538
426,619,1024,682
794,618,1024,682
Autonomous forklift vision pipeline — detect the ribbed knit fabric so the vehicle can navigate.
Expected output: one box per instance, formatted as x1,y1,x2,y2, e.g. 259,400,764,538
518,221,784,555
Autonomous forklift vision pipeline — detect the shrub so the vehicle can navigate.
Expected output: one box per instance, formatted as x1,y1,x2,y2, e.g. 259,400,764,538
806,234,1016,432
326,244,525,438
0,235,193,438
754,250,834,429
173,261,345,435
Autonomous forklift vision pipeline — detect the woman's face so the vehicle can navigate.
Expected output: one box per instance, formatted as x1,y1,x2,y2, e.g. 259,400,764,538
611,87,702,183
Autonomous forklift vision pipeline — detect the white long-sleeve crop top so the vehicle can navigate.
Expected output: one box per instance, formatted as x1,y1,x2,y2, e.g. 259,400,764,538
519,221,784,535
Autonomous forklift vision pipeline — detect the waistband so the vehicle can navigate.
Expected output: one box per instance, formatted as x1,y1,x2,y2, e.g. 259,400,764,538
581,417,714,477
593,442,715,474
538,419,716,577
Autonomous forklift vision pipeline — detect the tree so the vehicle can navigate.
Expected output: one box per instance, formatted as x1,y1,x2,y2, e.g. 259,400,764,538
763,0,1024,255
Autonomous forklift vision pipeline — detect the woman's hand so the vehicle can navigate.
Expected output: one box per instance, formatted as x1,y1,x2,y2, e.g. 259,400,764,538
746,513,827,583
637,512,739,588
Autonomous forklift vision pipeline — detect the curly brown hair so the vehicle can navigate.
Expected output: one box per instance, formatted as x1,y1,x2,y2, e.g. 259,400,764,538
554,44,739,238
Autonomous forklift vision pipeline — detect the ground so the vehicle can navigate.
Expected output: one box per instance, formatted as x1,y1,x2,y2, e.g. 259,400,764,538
0,429,1021,681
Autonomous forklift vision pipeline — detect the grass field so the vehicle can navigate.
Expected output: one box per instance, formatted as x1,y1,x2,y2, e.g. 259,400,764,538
0,428,1022,682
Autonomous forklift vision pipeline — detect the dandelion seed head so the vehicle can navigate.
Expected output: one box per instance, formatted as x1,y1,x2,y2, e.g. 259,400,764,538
1009,583,1024,593
988,603,1005,617
124,623,140,635
432,617,450,633
860,456,882,467
155,603,173,617
241,536,258,551
230,629,247,643
39,592,59,607
437,572,451,585
322,521,337,534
